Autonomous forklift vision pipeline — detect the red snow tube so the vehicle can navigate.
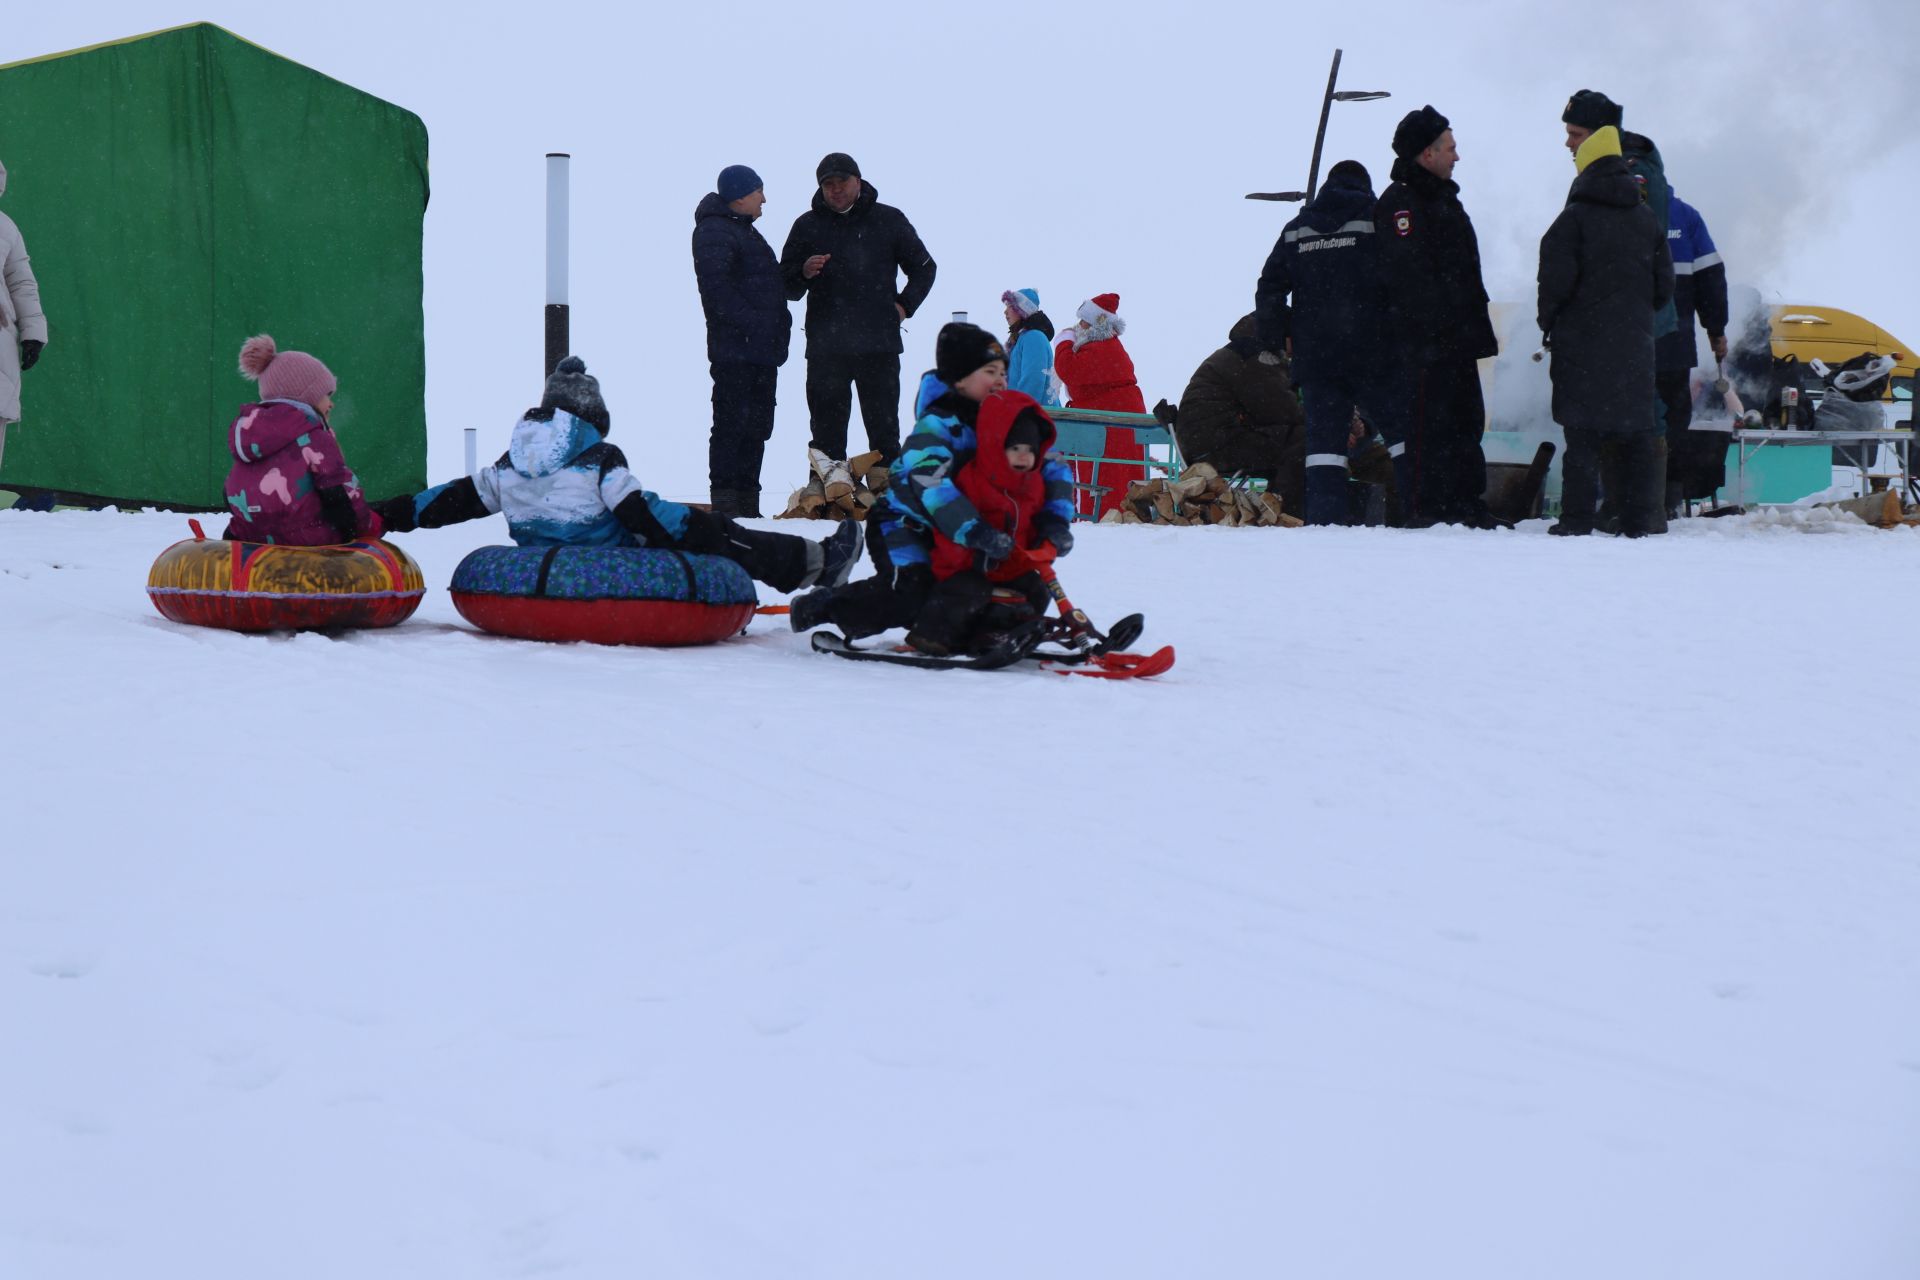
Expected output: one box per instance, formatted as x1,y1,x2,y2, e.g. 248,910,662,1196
447,544,757,647
146,523,425,632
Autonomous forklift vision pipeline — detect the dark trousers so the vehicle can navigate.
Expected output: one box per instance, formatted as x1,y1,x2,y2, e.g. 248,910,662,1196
824,563,932,639
908,569,1049,653
807,352,902,461
1660,369,1726,501
1300,377,1373,525
709,362,778,496
1379,358,1487,525
678,508,810,593
1561,427,1662,535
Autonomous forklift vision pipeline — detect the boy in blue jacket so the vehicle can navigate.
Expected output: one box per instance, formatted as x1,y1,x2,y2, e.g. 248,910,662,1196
374,358,858,595
788,322,1075,638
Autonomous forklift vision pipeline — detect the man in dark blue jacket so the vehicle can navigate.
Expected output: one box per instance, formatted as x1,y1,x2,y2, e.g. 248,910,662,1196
1373,107,1502,528
1659,193,1730,507
1256,159,1384,524
692,164,792,517
780,153,936,468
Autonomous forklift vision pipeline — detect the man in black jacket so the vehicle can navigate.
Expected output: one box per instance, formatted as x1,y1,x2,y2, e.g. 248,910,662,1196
780,153,936,467
1374,107,1502,528
691,164,792,517
1537,126,1675,536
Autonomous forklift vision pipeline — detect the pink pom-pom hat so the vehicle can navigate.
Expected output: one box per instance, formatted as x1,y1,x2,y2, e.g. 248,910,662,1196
237,334,337,411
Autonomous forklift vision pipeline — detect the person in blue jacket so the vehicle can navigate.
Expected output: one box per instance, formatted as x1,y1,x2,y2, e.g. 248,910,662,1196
1255,159,1385,524
692,164,793,518
373,358,859,596
1001,288,1060,406
1658,193,1730,507
787,323,1074,639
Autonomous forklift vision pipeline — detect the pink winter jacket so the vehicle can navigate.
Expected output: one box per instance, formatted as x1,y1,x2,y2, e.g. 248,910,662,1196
222,400,383,545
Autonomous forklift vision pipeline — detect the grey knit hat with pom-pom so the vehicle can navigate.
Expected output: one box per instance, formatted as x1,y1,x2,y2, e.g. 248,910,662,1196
539,356,610,434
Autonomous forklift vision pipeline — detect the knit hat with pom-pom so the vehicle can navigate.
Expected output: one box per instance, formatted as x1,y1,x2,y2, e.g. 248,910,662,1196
238,335,337,410
539,355,611,434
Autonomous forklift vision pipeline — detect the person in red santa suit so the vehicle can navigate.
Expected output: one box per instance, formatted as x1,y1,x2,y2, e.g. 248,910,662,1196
1053,292,1146,517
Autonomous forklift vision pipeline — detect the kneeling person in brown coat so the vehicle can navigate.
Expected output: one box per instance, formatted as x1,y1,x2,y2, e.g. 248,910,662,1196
1174,314,1307,515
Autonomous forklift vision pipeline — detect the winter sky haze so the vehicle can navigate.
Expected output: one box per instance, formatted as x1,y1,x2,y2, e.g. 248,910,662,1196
9,0,1917,494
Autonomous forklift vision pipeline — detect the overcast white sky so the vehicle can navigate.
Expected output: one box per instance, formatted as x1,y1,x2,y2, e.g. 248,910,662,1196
11,1,1918,496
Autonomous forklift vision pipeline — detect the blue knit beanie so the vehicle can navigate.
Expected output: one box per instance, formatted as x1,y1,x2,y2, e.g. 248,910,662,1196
717,165,763,203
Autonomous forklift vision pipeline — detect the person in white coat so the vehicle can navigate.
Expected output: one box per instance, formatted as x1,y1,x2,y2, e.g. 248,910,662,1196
1,158,50,486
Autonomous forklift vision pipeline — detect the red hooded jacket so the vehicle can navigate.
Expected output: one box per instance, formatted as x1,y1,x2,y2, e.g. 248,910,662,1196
930,391,1059,582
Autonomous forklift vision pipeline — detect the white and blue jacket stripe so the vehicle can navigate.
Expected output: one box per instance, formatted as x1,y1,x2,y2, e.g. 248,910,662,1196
409,410,693,548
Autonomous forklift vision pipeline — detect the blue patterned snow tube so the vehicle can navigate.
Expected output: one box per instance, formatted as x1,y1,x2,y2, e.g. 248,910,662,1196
448,544,758,646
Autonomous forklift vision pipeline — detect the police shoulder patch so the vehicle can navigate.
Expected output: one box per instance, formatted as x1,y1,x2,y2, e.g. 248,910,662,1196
1393,210,1412,237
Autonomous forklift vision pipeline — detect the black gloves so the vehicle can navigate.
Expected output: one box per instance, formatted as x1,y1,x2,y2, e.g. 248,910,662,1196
370,495,419,534
1036,520,1073,556
18,339,43,371
315,486,360,542
970,526,1014,570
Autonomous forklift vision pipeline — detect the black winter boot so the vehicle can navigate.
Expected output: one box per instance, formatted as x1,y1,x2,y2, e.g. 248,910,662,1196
789,589,833,633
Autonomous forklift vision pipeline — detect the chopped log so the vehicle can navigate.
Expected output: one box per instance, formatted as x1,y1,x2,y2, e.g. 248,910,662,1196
1822,491,1904,527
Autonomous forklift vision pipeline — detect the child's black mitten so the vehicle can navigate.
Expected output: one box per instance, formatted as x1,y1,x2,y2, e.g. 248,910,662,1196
371,495,418,533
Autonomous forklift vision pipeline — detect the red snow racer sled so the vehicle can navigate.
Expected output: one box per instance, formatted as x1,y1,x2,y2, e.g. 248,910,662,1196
146,521,425,632
448,544,757,646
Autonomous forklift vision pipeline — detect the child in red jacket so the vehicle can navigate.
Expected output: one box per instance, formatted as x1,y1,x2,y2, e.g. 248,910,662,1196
1053,292,1147,517
222,335,383,545
906,390,1072,655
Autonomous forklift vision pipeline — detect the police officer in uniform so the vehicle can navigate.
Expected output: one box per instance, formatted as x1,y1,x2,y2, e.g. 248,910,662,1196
1373,106,1502,528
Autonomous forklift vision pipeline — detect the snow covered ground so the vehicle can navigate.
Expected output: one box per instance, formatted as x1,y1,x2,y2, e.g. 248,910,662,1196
4,507,1919,1279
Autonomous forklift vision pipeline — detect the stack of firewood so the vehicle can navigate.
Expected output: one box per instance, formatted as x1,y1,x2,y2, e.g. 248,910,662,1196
777,450,890,521
1098,462,1302,527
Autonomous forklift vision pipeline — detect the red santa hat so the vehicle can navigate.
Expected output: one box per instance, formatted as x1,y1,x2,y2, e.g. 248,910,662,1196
1077,293,1121,327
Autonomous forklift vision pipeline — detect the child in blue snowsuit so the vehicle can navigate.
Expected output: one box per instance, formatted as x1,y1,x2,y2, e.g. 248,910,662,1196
373,357,858,594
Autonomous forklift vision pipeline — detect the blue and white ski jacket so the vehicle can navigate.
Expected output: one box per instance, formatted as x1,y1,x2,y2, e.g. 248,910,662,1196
407,410,692,548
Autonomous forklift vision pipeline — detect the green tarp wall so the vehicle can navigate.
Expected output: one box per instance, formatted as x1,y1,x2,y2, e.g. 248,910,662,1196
0,23,428,507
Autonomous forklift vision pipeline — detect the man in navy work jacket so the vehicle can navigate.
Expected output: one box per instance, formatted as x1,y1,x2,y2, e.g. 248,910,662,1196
691,164,792,518
780,153,937,469
1659,192,1730,508
1255,158,1385,525
1373,106,1503,529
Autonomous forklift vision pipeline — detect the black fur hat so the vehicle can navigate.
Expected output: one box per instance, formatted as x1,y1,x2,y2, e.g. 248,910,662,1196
1392,106,1451,160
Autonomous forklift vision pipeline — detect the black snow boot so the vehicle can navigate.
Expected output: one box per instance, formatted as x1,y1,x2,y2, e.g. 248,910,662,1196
789,589,833,633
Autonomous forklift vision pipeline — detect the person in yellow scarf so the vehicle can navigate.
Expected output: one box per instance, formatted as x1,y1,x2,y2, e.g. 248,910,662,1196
1537,124,1675,536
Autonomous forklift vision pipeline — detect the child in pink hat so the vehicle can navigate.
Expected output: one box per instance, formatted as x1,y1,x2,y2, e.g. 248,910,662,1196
221,334,384,545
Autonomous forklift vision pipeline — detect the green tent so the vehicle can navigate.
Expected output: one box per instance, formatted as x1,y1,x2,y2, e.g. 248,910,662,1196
0,23,428,508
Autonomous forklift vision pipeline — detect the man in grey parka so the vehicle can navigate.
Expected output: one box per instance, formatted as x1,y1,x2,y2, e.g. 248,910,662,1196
1,158,50,482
